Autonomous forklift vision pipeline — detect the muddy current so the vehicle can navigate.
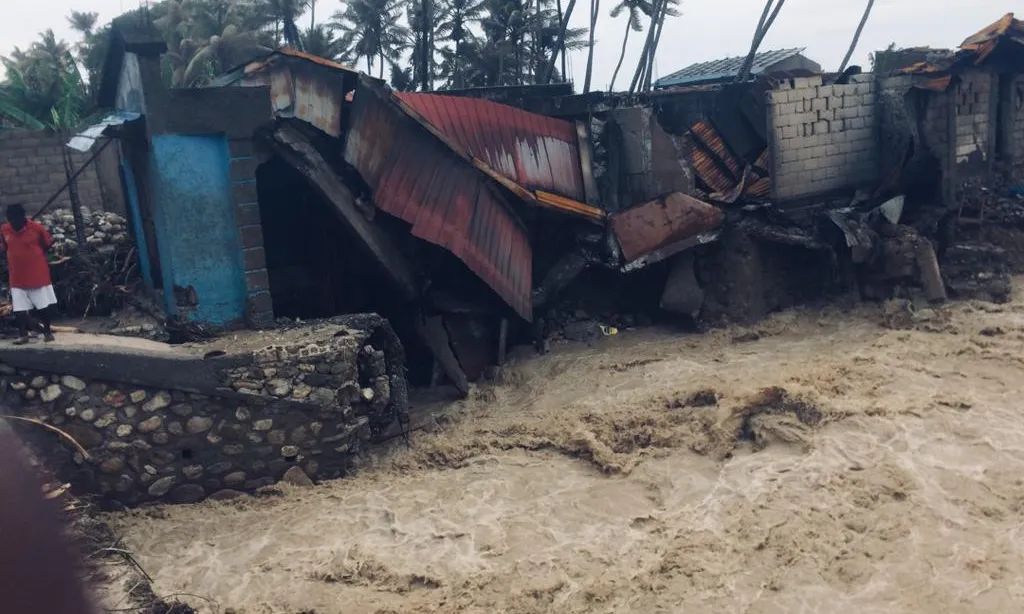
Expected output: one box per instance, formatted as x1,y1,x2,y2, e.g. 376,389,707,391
107,284,1024,613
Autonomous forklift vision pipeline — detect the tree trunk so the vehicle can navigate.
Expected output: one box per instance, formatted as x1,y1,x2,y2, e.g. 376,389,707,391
366,55,372,74
60,133,87,247
454,37,463,88
643,0,667,90
379,50,385,78
556,0,567,78
629,0,660,93
609,19,632,91
310,0,316,29
420,0,430,91
583,0,600,92
736,0,786,83
838,0,875,74
543,0,578,84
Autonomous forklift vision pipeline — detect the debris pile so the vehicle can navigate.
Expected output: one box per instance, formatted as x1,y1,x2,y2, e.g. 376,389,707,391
37,208,131,254
941,243,1012,303
32,208,140,317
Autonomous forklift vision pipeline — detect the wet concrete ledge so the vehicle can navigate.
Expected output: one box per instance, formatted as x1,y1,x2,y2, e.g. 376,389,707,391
0,333,249,394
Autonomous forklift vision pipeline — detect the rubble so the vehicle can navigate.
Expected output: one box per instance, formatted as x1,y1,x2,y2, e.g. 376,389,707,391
940,243,1012,303
36,208,131,254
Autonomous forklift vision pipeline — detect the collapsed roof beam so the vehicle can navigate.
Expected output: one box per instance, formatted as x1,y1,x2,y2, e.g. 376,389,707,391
263,123,420,302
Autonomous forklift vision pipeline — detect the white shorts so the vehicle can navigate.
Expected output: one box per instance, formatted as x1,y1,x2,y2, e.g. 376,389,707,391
11,285,57,312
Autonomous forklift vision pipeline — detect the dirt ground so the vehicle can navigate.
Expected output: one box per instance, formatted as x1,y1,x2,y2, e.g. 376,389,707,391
104,280,1024,613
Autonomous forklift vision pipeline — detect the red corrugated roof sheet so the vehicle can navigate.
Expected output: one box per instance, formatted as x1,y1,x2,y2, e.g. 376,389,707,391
345,79,533,321
961,13,1024,63
394,92,588,204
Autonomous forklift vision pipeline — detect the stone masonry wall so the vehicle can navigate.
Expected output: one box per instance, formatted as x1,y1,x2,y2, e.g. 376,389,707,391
954,70,993,168
0,129,124,215
229,137,274,328
769,74,878,201
1,319,405,507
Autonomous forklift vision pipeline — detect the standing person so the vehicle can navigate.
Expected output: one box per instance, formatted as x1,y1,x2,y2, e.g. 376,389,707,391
0,204,57,344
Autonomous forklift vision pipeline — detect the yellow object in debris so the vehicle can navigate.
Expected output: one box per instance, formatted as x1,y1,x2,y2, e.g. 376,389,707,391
599,325,618,336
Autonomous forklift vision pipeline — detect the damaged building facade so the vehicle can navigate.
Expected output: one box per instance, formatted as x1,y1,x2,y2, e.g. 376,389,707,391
83,13,1024,391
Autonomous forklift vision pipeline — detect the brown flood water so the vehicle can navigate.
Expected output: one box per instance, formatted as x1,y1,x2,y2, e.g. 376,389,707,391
108,284,1024,613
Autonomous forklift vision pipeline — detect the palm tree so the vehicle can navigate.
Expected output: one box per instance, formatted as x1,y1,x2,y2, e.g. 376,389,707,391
438,0,485,88
607,0,649,91
329,0,408,78
582,0,600,92
301,24,348,60
736,0,785,83
245,0,310,49
628,0,677,92
408,0,446,90
541,0,578,83
67,11,99,40
182,24,273,85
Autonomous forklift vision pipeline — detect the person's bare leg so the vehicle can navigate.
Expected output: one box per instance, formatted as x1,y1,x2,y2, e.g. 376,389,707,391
13,312,30,344
38,306,55,342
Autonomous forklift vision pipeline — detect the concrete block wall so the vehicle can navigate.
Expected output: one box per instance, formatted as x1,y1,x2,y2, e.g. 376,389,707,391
954,71,993,166
229,138,274,328
877,74,953,183
769,75,878,200
1010,75,1024,177
0,129,124,215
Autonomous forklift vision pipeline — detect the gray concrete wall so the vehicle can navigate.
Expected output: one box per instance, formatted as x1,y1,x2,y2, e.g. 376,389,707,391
0,129,124,215
768,75,878,201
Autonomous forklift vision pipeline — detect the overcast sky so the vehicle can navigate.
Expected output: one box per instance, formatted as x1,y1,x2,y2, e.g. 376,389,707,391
0,0,1012,91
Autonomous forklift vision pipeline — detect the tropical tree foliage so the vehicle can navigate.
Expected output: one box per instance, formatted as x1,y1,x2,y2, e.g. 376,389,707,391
2,0,700,127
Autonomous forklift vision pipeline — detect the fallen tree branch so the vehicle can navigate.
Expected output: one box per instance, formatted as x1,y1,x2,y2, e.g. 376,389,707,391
0,415,91,459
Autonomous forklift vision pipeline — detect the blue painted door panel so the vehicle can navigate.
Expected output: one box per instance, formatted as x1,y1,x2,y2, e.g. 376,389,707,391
150,135,246,325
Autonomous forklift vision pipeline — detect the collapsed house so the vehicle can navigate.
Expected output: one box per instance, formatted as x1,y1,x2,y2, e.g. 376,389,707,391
77,13,1024,392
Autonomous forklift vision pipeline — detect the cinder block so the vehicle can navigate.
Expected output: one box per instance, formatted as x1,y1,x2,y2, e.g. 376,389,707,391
243,247,266,271
849,117,866,130
236,202,261,226
812,98,827,112
771,90,789,104
245,269,270,293
787,89,804,103
814,120,830,134
781,125,799,139
239,224,264,249
233,181,258,206
230,156,259,182
229,139,254,157
804,157,822,171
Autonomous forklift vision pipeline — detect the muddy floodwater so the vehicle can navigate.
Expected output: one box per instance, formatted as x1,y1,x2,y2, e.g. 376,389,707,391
108,285,1024,613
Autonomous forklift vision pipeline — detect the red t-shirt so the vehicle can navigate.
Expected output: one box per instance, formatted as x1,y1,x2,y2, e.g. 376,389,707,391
1,220,53,289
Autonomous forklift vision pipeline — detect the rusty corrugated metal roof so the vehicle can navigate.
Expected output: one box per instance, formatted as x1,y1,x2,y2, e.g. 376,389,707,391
209,49,361,137
961,13,1024,63
683,120,771,201
345,78,533,320
273,48,361,73
394,92,590,206
611,192,724,264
